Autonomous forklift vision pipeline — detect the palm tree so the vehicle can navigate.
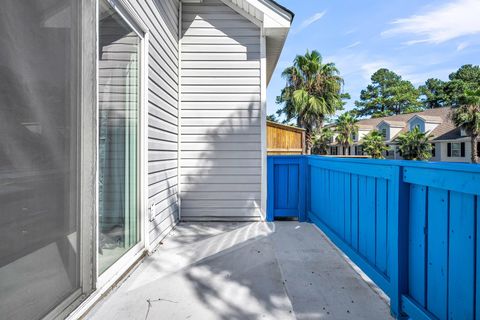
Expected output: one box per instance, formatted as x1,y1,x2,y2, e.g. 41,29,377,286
276,50,345,154
312,127,334,155
361,130,389,159
451,89,480,163
395,127,433,160
335,113,358,155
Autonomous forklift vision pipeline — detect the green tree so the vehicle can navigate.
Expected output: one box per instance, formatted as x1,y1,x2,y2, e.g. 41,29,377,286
312,127,334,155
395,127,433,160
266,114,279,122
354,68,421,117
276,50,345,154
335,112,358,155
419,78,449,109
451,88,480,163
361,130,389,159
445,65,480,107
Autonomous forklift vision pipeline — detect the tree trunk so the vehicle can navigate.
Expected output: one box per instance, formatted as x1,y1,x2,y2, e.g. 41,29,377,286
472,135,479,164
305,129,313,155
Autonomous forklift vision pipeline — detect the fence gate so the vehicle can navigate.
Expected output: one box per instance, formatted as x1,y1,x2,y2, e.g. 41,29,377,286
267,156,306,221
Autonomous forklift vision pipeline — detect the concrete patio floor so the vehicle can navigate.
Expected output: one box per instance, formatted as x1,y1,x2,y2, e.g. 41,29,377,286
87,222,392,320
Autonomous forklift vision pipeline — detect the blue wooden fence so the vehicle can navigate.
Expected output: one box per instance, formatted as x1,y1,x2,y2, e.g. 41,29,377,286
267,155,480,320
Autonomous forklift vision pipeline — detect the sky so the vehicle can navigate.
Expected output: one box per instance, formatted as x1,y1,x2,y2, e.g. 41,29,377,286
267,0,480,120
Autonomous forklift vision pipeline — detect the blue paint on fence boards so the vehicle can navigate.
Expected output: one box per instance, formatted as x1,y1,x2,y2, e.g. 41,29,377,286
408,184,427,307
267,156,306,222
477,196,480,320
426,187,448,320
267,155,480,319
351,174,359,250
448,191,475,319
344,173,352,245
376,178,388,275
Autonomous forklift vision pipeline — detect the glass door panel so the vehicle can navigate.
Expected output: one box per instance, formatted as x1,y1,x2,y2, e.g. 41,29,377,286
0,1,80,319
98,0,140,274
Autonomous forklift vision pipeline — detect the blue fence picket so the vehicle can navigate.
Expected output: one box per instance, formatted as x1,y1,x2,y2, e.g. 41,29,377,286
351,174,359,250
359,176,376,263
376,178,388,275
408,184,427,307
344,173,352,245
448,191,475,319
426,187,448,320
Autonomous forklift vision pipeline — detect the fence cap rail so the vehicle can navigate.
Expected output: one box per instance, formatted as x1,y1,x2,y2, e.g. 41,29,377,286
300,155,480,174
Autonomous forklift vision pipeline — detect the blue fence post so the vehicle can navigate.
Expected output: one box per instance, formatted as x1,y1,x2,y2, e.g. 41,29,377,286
298,156,307,222
389,165,410,318
266,157,274,222
304,156,311,222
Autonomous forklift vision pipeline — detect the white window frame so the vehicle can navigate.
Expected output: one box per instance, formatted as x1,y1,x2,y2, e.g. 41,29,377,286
95,0,149,290
66,2,149,317
451,142,462,157
45,1,97,319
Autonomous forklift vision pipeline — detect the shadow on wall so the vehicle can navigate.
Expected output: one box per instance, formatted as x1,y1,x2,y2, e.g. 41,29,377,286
179,0,264,220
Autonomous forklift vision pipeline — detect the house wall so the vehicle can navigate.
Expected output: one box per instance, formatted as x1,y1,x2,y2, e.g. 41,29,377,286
438,140,471,163
424,122,439,133
125,0,181,247
390,127,403,140
431,142,442,161
357,129,371,142
180,0,263,220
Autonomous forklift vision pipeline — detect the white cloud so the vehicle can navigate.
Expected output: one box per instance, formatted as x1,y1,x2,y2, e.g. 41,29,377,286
360,60,396,81
328,52,453,86
382,0,480,45
457,42,469,51
293,11,326,34
344,41,361,49
344,28,357,36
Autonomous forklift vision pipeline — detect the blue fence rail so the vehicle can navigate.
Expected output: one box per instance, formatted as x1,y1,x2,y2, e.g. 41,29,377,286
267,155,480,320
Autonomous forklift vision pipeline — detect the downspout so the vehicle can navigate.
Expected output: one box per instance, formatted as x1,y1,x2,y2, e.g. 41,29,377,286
177,0,182,221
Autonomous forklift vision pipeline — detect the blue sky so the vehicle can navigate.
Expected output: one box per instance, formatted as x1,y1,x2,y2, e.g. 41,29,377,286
267,0,480,120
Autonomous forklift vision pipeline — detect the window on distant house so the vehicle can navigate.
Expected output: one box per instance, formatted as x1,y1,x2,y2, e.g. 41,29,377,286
381,128,387,139
352,132,356,141
451,143,462,157
331,146,338,155
431,143,436,157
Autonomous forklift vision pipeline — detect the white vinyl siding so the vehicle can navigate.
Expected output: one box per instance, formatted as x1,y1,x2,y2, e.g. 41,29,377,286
124,0,180,246
180,0,262,220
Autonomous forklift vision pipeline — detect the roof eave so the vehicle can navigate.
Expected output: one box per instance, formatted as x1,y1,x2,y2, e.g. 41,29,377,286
218,0,293,85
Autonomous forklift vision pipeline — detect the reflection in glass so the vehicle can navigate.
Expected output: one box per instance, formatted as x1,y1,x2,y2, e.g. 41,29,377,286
98,0,140,274
0,1,80,319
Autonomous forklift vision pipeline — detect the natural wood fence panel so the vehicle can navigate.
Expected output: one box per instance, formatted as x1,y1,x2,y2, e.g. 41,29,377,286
267,121,305,155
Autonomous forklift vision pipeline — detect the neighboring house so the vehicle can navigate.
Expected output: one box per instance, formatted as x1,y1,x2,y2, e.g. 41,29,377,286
327,107,480,163
0,1,293,319
267,120,306,155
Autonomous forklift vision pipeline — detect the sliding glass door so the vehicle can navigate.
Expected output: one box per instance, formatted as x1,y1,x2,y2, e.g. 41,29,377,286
98,0,141,274
0,1,81,319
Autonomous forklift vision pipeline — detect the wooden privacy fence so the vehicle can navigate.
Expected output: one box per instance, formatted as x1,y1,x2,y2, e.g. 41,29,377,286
267,155,480,319
267,121,305,155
